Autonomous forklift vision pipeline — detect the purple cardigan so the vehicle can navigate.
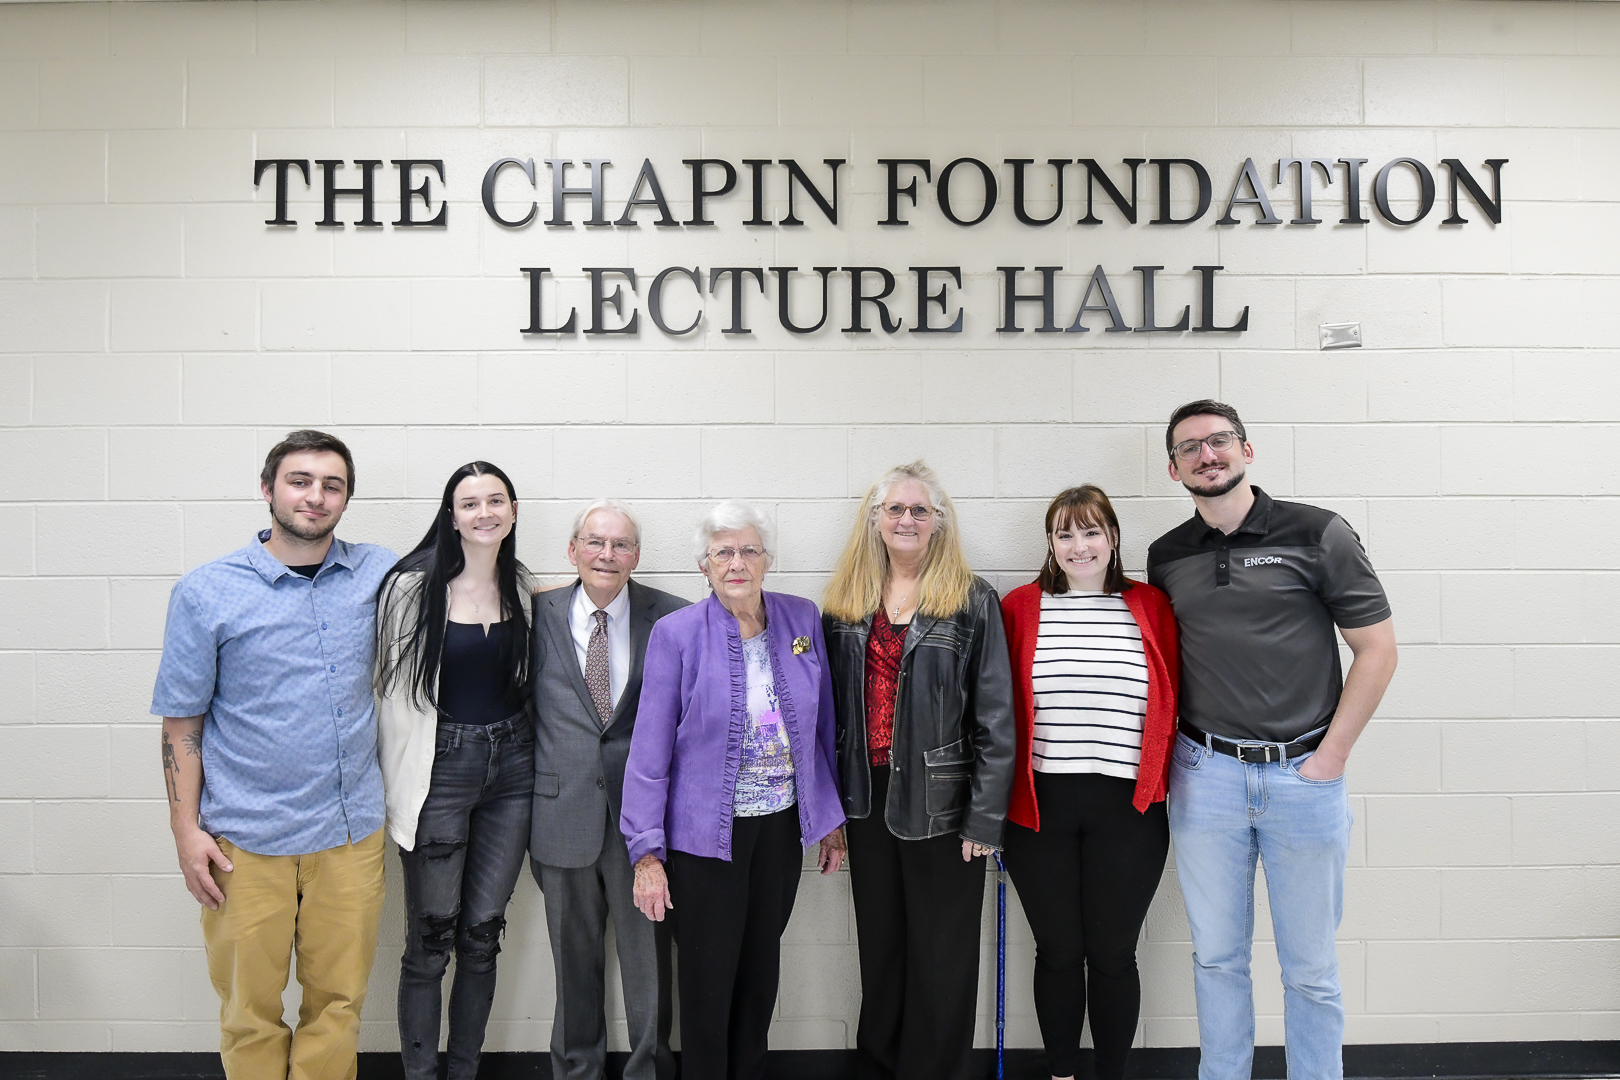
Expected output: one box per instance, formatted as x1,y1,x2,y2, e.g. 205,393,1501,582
621,590,845,865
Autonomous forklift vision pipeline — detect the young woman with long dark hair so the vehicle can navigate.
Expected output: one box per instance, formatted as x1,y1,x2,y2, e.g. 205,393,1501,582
1000,485,1179,1080
375,461,535,1080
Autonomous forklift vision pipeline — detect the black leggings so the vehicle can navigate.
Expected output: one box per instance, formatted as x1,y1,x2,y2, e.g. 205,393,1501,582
664,807,802,1080
1001,772,1169,1080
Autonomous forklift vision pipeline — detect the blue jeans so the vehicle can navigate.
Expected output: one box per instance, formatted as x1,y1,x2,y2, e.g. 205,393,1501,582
1168,731,1351,1080
397,716,534,1080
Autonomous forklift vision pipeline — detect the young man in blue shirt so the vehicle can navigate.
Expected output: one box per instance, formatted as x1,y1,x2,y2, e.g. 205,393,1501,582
152,430,397,1080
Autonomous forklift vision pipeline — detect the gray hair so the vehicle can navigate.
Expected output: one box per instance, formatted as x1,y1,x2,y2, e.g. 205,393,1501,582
570,499,642,545
693,500,776,569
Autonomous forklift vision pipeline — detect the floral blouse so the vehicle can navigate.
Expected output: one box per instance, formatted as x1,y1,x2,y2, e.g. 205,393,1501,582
733,629,798,817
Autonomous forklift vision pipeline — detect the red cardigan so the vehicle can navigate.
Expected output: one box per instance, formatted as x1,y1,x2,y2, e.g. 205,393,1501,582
1001,579,1180,824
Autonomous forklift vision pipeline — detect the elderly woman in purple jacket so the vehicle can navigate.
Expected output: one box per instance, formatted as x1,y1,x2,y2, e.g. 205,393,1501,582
621,500,846,1080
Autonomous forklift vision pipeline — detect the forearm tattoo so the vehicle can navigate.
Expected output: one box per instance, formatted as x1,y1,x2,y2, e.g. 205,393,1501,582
182,729,202,758
161,730,180,803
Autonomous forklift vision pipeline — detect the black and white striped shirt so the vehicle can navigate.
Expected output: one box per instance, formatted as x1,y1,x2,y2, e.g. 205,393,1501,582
1031,591,1149,779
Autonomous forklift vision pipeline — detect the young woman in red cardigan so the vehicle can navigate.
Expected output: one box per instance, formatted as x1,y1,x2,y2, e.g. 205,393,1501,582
1000,485,1179,1080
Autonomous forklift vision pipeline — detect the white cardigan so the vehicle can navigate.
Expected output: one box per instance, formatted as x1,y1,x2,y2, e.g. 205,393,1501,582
375,569,534,851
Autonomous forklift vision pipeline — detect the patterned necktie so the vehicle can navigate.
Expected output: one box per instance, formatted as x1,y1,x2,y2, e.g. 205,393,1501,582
585,609,612,725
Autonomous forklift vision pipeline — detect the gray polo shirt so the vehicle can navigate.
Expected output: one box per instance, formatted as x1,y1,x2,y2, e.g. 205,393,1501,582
1146,487,1390,744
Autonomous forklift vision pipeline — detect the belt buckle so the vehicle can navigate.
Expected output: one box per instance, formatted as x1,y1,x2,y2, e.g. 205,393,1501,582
1237,743,1276,764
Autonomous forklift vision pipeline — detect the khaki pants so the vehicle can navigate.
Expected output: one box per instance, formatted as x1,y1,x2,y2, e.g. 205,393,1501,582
202,829,386,1080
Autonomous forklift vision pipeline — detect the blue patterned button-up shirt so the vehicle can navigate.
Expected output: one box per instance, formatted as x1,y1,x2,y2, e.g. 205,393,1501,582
151,530,397,856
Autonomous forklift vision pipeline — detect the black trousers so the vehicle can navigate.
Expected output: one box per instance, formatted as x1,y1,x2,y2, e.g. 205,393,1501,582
664,807,802,1080
846,765,987,1080
1001,772,1169,1080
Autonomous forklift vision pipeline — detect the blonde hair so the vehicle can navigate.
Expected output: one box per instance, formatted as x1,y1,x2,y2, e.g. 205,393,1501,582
822,460,975,623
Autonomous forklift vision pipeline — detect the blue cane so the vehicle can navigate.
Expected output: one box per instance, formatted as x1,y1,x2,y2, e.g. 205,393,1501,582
995,851,1007,1080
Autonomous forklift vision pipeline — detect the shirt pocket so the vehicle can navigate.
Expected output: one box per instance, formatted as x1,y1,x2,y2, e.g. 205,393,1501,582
344,597,380,664
922,738,972,817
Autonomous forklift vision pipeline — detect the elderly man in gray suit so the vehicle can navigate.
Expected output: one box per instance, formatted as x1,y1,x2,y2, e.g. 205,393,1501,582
530,499,687,1080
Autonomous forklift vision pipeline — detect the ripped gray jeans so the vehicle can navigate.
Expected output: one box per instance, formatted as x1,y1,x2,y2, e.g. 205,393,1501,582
398,714,534,1080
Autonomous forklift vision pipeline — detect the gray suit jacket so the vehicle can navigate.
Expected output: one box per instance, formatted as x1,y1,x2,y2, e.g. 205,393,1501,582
530,578,689,868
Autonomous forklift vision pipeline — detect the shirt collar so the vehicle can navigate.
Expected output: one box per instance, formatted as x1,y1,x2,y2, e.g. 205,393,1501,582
1194,485,1274,543
572,577,631,622
248,529,354,584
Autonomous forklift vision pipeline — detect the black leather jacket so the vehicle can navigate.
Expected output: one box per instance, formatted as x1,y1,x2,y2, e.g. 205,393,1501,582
823,576,1015,848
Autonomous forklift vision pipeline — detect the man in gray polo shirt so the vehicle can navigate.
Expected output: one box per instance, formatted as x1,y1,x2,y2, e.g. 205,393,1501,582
1147,400,1397,1080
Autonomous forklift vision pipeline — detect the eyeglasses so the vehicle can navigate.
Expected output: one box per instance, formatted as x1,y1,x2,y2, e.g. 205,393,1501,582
1171,430,1242,461
707,545,767,564
576,536,638,556
881,503,935,521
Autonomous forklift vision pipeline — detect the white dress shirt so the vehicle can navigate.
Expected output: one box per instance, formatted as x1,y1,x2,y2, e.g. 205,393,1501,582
569,580,632,710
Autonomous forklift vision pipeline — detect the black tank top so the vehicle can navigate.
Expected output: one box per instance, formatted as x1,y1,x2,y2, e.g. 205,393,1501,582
437,619,519,726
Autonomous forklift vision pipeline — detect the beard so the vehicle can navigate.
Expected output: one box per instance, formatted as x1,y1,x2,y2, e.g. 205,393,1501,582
270,497,340,544
1182,462,1246,498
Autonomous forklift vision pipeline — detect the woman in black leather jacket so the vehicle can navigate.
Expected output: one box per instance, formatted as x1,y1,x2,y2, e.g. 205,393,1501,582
821,460,1015,1080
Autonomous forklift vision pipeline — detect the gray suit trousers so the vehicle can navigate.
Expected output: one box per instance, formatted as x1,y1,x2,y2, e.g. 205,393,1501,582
532,809,674,1080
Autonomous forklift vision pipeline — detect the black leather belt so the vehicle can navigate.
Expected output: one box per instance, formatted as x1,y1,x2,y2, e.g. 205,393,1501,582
1178,719,1325,764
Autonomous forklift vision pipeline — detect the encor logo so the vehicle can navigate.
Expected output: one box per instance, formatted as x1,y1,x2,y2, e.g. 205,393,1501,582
1244,556,1283,567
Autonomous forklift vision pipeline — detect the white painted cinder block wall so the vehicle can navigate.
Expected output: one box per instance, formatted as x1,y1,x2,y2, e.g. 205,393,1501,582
1,0,1617,1056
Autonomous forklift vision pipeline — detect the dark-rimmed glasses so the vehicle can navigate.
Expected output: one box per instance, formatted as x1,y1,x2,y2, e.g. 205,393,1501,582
1171,430,1242,461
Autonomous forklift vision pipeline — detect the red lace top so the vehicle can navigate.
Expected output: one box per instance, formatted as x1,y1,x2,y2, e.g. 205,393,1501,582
864,610,908,766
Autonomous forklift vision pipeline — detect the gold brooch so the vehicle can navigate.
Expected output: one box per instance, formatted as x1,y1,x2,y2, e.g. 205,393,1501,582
792,635,812,655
